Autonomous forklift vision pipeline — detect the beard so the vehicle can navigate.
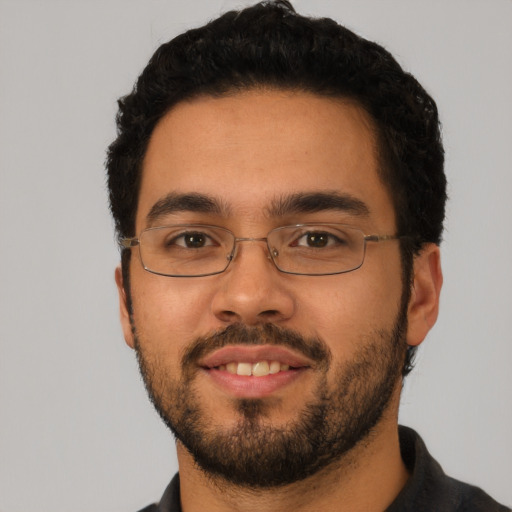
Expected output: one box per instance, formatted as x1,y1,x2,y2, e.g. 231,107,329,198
132,305,408,489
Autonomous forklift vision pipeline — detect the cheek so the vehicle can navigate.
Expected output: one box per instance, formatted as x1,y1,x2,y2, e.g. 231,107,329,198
296,259,403,358
130,268,218,354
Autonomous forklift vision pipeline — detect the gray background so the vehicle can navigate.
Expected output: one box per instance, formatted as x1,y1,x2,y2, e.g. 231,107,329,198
1,1,511,510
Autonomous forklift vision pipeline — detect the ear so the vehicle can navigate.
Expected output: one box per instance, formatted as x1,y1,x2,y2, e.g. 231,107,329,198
115,265,135,349
406,244,443,347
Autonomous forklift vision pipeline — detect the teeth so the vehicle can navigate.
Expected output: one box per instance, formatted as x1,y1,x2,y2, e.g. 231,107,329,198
219,360,292,376
269,361,281,374
236,362,252,376
252,361,270,377
226,362,238,374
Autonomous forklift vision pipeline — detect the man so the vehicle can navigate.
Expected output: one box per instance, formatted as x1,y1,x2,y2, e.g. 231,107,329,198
106,1,510,511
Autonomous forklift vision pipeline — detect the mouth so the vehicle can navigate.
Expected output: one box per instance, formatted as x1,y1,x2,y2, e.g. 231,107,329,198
214,360,292,376
198,345,312,398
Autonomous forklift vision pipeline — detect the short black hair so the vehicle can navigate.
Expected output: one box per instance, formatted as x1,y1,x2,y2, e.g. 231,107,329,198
106,0,446,376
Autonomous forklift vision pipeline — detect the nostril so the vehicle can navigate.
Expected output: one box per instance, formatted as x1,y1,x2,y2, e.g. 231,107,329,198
260,309,280,318
218,310,241,323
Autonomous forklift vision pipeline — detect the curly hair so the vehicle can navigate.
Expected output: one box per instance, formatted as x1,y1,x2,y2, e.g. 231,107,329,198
106,0,446,376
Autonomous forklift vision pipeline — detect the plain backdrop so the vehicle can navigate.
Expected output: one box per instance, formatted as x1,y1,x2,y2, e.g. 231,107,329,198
0,1,511,511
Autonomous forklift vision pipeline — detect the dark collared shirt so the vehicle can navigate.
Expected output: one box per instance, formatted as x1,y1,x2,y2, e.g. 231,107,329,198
137,426,510,511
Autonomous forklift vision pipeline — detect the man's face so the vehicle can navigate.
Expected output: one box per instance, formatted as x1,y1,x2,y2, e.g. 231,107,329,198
118,90,412,486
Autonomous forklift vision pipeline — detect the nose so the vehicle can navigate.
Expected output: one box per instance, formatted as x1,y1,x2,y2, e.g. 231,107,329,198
210,239,296,325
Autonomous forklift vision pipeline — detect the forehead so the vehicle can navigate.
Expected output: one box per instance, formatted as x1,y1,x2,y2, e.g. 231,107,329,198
137,90,395,231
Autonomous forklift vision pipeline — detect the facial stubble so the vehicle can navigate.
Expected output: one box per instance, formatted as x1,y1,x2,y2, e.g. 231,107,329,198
132,311,407,488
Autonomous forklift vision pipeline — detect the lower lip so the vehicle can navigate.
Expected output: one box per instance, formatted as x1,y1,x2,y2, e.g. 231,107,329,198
202,367,307,398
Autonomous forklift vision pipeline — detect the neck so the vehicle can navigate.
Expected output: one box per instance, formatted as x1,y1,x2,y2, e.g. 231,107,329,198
177,394,409,512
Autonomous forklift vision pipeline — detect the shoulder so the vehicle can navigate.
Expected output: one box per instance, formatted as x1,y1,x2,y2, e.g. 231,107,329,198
390,426,510,512
444,476,511,512
134,473,182,512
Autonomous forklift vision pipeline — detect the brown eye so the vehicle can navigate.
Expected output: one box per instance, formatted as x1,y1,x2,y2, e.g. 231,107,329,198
292,231,346,249
167,231,216,249
183,233,208,248
305,232,330,248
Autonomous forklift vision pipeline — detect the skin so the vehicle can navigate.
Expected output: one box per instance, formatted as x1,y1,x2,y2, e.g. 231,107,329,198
116,89,442,511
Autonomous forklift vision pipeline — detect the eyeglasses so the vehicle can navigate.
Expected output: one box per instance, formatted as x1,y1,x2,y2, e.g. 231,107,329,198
120,223,401,277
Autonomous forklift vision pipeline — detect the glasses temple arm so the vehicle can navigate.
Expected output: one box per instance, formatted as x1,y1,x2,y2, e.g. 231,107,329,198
120,237,140,248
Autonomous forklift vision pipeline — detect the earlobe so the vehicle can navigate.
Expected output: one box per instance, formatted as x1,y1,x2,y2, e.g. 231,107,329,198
406,244,443,347
115,265,136,349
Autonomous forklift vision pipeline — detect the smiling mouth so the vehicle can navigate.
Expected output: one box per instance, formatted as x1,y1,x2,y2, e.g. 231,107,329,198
199,347,312,398
212,360,293,377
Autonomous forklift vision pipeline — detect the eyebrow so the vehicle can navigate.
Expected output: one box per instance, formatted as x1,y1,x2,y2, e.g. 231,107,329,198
145,190,370,225
146,192,230,225
266,191,370,218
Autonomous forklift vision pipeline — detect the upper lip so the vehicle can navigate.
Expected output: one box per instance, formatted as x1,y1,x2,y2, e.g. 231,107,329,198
198,345,314,369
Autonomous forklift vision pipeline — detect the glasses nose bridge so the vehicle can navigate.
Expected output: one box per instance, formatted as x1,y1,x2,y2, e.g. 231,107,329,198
234,236,268,243
228,236,275,266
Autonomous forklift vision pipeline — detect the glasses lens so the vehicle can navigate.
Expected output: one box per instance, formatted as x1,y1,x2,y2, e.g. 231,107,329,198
268,224,365,275
139,225,234,276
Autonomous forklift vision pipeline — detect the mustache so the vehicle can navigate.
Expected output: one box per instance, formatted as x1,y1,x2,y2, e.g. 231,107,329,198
181,323,332,371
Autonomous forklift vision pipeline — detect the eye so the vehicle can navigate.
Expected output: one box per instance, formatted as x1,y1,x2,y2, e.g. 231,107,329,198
293,231,346,248
169,231,217,249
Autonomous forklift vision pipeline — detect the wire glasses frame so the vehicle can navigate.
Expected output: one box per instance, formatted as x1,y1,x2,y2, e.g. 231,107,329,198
120,223,402,278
